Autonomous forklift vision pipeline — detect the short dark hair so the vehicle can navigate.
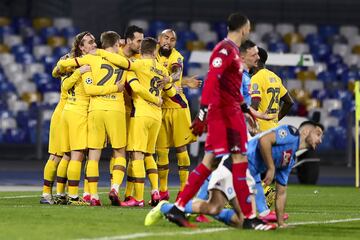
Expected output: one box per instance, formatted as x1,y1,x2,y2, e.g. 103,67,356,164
100,31,121,49
239,39,256,53
124,25,144,40
258,47,268,64
299,120,324,132
140,37,157,55
227,12,249,31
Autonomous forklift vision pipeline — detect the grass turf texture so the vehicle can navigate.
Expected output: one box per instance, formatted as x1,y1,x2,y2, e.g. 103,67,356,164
0,185,359,240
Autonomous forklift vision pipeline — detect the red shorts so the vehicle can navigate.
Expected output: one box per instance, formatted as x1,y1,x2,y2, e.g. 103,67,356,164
205,107,248,156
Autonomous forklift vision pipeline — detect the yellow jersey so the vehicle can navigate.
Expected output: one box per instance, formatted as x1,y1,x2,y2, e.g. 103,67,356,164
61,69,89,115
250,68,287,131
156,47,188,109
118,47,141,113
127,58,175,121
80,54,126,112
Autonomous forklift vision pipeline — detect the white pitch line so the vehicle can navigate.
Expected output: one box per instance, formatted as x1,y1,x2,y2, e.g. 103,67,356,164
79,217,360,240
289,217,360,226
0,192,108,200
78,227,231,240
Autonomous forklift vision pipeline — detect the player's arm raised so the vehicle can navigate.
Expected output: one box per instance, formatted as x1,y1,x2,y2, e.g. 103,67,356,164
127,71,162,106
61,65,89,91
258,131,276,185
94,49,132,70
82,71,121,96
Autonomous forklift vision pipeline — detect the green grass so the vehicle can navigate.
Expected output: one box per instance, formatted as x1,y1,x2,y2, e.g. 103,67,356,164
1,185,360,240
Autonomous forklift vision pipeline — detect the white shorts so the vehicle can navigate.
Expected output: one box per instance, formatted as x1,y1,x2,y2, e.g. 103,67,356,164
208,157,256,201
208,158,236,201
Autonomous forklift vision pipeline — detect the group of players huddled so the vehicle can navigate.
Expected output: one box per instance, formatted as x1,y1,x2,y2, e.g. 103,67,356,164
40,12,324,230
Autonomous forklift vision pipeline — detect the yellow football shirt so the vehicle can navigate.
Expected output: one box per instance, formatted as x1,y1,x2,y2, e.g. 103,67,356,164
127,58,174,121
61,69,89,115
250,68,287,131
118,47,141,113
80,54,126,112
156,48,188,109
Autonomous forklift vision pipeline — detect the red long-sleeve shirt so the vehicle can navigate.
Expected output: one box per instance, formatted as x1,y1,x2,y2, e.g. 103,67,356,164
201,38,244,109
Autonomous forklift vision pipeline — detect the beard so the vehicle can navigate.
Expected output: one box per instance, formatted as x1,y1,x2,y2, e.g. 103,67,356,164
159,47,172,57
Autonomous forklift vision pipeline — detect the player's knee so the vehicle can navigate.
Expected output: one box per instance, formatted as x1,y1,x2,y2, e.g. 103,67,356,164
207,204,223,215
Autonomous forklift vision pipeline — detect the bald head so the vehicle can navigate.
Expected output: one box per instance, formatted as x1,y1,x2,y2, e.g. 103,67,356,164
158,29,177,57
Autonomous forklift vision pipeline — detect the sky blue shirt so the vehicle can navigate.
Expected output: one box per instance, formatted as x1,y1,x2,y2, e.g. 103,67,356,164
247,125,300,186
241,70,251,105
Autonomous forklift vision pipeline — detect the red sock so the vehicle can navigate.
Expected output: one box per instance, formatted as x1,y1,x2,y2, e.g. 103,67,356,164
176,163,211,208
232,162,255,218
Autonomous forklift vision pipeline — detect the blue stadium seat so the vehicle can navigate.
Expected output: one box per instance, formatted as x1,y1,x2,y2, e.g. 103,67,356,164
3,128,27,144
278,67,297,80
317,127,335,151
268,41,289,53
341,70,359,84
15,52,35,64
317,70,337,85
53,46,71,59
148,20,169,37
11,44,30,55
213,22,227,40
40,26,59,42
318,25,339,39
310,43,331,61
0,81,16,93
24,35,44,49
311,89,331,101
178,30,198,42
262,32,283,44
11,17,31,34
332,126,347,149
0,25,14,41
61,26,79,38
305,33,325,46
41,56,57,74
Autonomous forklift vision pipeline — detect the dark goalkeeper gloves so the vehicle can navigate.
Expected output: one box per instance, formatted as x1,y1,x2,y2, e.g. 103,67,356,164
190,105,208,136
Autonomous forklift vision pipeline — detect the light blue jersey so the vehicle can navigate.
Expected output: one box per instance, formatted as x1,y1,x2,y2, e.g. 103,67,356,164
247,125,299,186
241,70,251,105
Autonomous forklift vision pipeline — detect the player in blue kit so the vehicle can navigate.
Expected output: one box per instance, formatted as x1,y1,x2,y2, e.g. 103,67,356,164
144,121,323,228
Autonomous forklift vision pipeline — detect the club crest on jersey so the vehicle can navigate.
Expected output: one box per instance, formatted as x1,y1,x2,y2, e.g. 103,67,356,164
219,48,228,55
281,149,293,167
278,129,288,138
85,78,92,84
212,57,222,68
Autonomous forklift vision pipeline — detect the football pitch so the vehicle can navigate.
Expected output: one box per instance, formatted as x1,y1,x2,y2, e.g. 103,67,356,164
1,185,359,240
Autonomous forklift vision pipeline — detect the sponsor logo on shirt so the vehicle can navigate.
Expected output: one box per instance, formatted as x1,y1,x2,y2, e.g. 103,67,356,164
281,149,293,167
219,48,228,55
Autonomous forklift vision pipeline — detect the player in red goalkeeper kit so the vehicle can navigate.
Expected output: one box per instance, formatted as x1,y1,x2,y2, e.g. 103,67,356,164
165,13,272,230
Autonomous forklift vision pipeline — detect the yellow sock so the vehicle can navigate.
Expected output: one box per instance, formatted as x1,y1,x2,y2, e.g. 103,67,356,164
157,148,169,192
132,159,145,201
109,157,115,186
67,160,82,198
83,160,89,195
177,151,190,191
124,160,134,198
112,156,126,191
56,157,69,195
42,157,58,195
145,155,158,191
86,160,99,199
